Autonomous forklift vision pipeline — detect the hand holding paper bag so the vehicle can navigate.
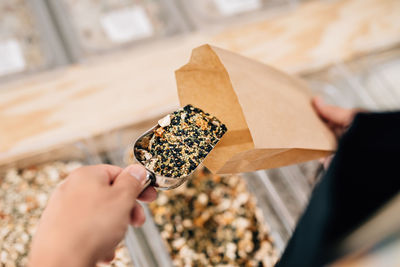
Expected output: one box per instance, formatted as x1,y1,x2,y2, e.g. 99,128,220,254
176,44,336,174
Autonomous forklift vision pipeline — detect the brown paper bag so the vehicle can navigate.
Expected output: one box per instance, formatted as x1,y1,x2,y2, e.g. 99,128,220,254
176,44,336,174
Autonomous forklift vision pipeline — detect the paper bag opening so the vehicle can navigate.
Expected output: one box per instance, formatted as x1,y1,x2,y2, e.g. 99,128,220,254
176,44,336,174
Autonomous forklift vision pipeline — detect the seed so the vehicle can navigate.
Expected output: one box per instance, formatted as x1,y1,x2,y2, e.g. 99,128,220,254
135,105,227,178
148,168,278,266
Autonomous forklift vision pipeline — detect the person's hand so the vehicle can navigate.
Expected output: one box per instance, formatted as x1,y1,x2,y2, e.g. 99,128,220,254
312,97,360,169
28,164,156,267
312,96,359,138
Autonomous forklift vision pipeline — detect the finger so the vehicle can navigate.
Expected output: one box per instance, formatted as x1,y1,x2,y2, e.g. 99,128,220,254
323,155,334,170
112,164,147,201
130,202,146,227
69,164,123,186
100,248,115,263
98,164,124,184
100,249,116,263
312,97,354,126
318,155,334,169
318,157,327,165
138,187,157,202
96,164,123,185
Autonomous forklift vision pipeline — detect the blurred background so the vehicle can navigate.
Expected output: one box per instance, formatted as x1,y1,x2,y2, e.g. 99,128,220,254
0,0,399,266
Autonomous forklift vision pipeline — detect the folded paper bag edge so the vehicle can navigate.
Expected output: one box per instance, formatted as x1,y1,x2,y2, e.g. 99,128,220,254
175,44,336,174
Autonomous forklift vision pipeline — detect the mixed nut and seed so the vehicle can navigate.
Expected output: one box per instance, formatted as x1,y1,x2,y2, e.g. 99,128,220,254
0,161,133,267
135,105,227,178
98,243,133,267
149,168,278,267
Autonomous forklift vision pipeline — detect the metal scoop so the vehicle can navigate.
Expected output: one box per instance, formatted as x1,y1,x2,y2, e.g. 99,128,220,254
132,105,227,190
133,125,205,190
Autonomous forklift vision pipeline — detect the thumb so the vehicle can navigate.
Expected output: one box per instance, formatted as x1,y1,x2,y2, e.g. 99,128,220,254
113,164,148,200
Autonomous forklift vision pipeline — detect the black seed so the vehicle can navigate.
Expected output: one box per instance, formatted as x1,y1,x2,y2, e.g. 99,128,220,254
193,107,202,113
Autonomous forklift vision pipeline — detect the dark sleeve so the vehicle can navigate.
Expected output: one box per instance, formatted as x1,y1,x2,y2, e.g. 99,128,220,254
275,111,400,267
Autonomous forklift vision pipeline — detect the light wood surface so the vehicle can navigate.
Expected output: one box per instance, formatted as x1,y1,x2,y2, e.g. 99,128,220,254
211,0,400,74
1,0,399,168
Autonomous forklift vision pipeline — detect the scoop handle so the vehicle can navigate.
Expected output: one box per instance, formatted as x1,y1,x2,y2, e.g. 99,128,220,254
141,170,157,193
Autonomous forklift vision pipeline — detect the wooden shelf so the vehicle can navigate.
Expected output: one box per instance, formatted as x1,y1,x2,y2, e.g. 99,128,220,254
1,0,399,168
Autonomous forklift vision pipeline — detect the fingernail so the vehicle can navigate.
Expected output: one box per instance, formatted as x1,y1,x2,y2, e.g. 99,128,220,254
126,165,147,185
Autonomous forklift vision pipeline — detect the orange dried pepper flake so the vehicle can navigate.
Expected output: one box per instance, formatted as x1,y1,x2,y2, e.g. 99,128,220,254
155,127,165,137
195,118,208,130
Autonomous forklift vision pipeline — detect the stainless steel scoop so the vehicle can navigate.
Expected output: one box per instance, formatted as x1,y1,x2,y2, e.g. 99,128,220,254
132,105,227,191
133,125,202,190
